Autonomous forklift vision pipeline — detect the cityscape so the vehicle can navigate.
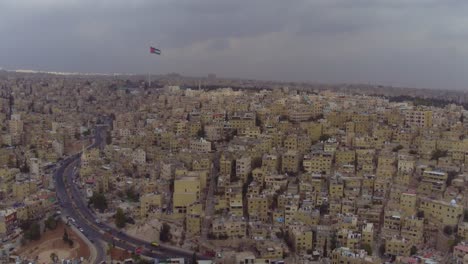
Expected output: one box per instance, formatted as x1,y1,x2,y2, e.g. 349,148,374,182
0,71,466,264
1,1,468,264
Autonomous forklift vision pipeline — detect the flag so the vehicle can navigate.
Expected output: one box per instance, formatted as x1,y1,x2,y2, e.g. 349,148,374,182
150,47,161,55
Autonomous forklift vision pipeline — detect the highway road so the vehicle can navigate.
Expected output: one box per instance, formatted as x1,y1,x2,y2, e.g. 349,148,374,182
55,121,210,263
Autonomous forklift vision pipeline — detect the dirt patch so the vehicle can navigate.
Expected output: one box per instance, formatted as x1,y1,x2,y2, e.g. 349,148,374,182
16,221,90,263
126,218,161,242
109,247,132,261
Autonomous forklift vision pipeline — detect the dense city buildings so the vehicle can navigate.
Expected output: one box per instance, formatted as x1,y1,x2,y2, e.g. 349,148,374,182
0,71,467,263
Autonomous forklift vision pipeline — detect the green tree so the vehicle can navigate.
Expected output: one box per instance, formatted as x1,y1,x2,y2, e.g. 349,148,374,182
63,228,69,242
115,208,126,228
50,252,58,263
416,211,424,218
191,252,197,264
45,216,57,230
392,145,403,152
446,171,458,187
275,231,283,239
378,243,386,256
362,244,372,255
431,150,448,160
319,203,329,215
463,209,468,222
197,127,206,139
160,223,172,242
319,134,331,142
410,245,417,255
24,222,41,240
443,225,454,236
106,131,112,145
323,238,328,257
126,188,140,202
90,193,108,212
330,232,337,250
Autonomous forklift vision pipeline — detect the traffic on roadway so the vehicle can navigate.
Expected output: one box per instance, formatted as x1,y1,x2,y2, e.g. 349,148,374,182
55,123,209,262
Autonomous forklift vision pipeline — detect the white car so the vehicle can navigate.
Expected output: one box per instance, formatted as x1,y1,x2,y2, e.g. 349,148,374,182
79,228,84,232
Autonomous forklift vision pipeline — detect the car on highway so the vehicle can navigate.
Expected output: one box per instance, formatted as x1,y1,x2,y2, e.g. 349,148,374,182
151,241,159,247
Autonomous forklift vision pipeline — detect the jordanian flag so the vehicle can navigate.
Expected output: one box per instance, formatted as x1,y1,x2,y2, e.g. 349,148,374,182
150,47,161,55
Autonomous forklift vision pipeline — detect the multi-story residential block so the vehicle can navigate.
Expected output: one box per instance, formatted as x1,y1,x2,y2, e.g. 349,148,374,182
247,194,269,222
418,170,447,196
329,177,344,199
385,237,412,257
140,192,163,218
288,225,313,254
211,215,247,239
190,138,212,152
400,191,417,216
281,150,300,174
401,217,424,244
220,154,234,177
229,193,243,217
303,151,333,174
261,154,280,173
0,209,17,236
405,108,433,128
186,203,203,236
361,223,374,247
382,210,402,238
419,198,463,225
173,176,200,214
335,149,356,166
236,156,251,182
458,223,468,241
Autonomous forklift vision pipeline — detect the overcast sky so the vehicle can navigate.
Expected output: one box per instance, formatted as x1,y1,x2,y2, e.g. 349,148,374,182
1,0,468,90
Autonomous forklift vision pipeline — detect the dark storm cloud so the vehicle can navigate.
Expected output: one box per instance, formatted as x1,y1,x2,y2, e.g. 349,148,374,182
1,0,468,90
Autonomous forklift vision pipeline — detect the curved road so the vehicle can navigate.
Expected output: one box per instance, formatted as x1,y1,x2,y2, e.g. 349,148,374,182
55,124,210,263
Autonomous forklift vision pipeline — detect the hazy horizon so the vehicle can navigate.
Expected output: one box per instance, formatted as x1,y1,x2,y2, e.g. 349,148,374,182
1,0,468,91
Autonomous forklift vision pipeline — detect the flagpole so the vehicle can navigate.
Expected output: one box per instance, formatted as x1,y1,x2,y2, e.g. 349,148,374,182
149,45,161,88
148,44,151,88
148,72,151,87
